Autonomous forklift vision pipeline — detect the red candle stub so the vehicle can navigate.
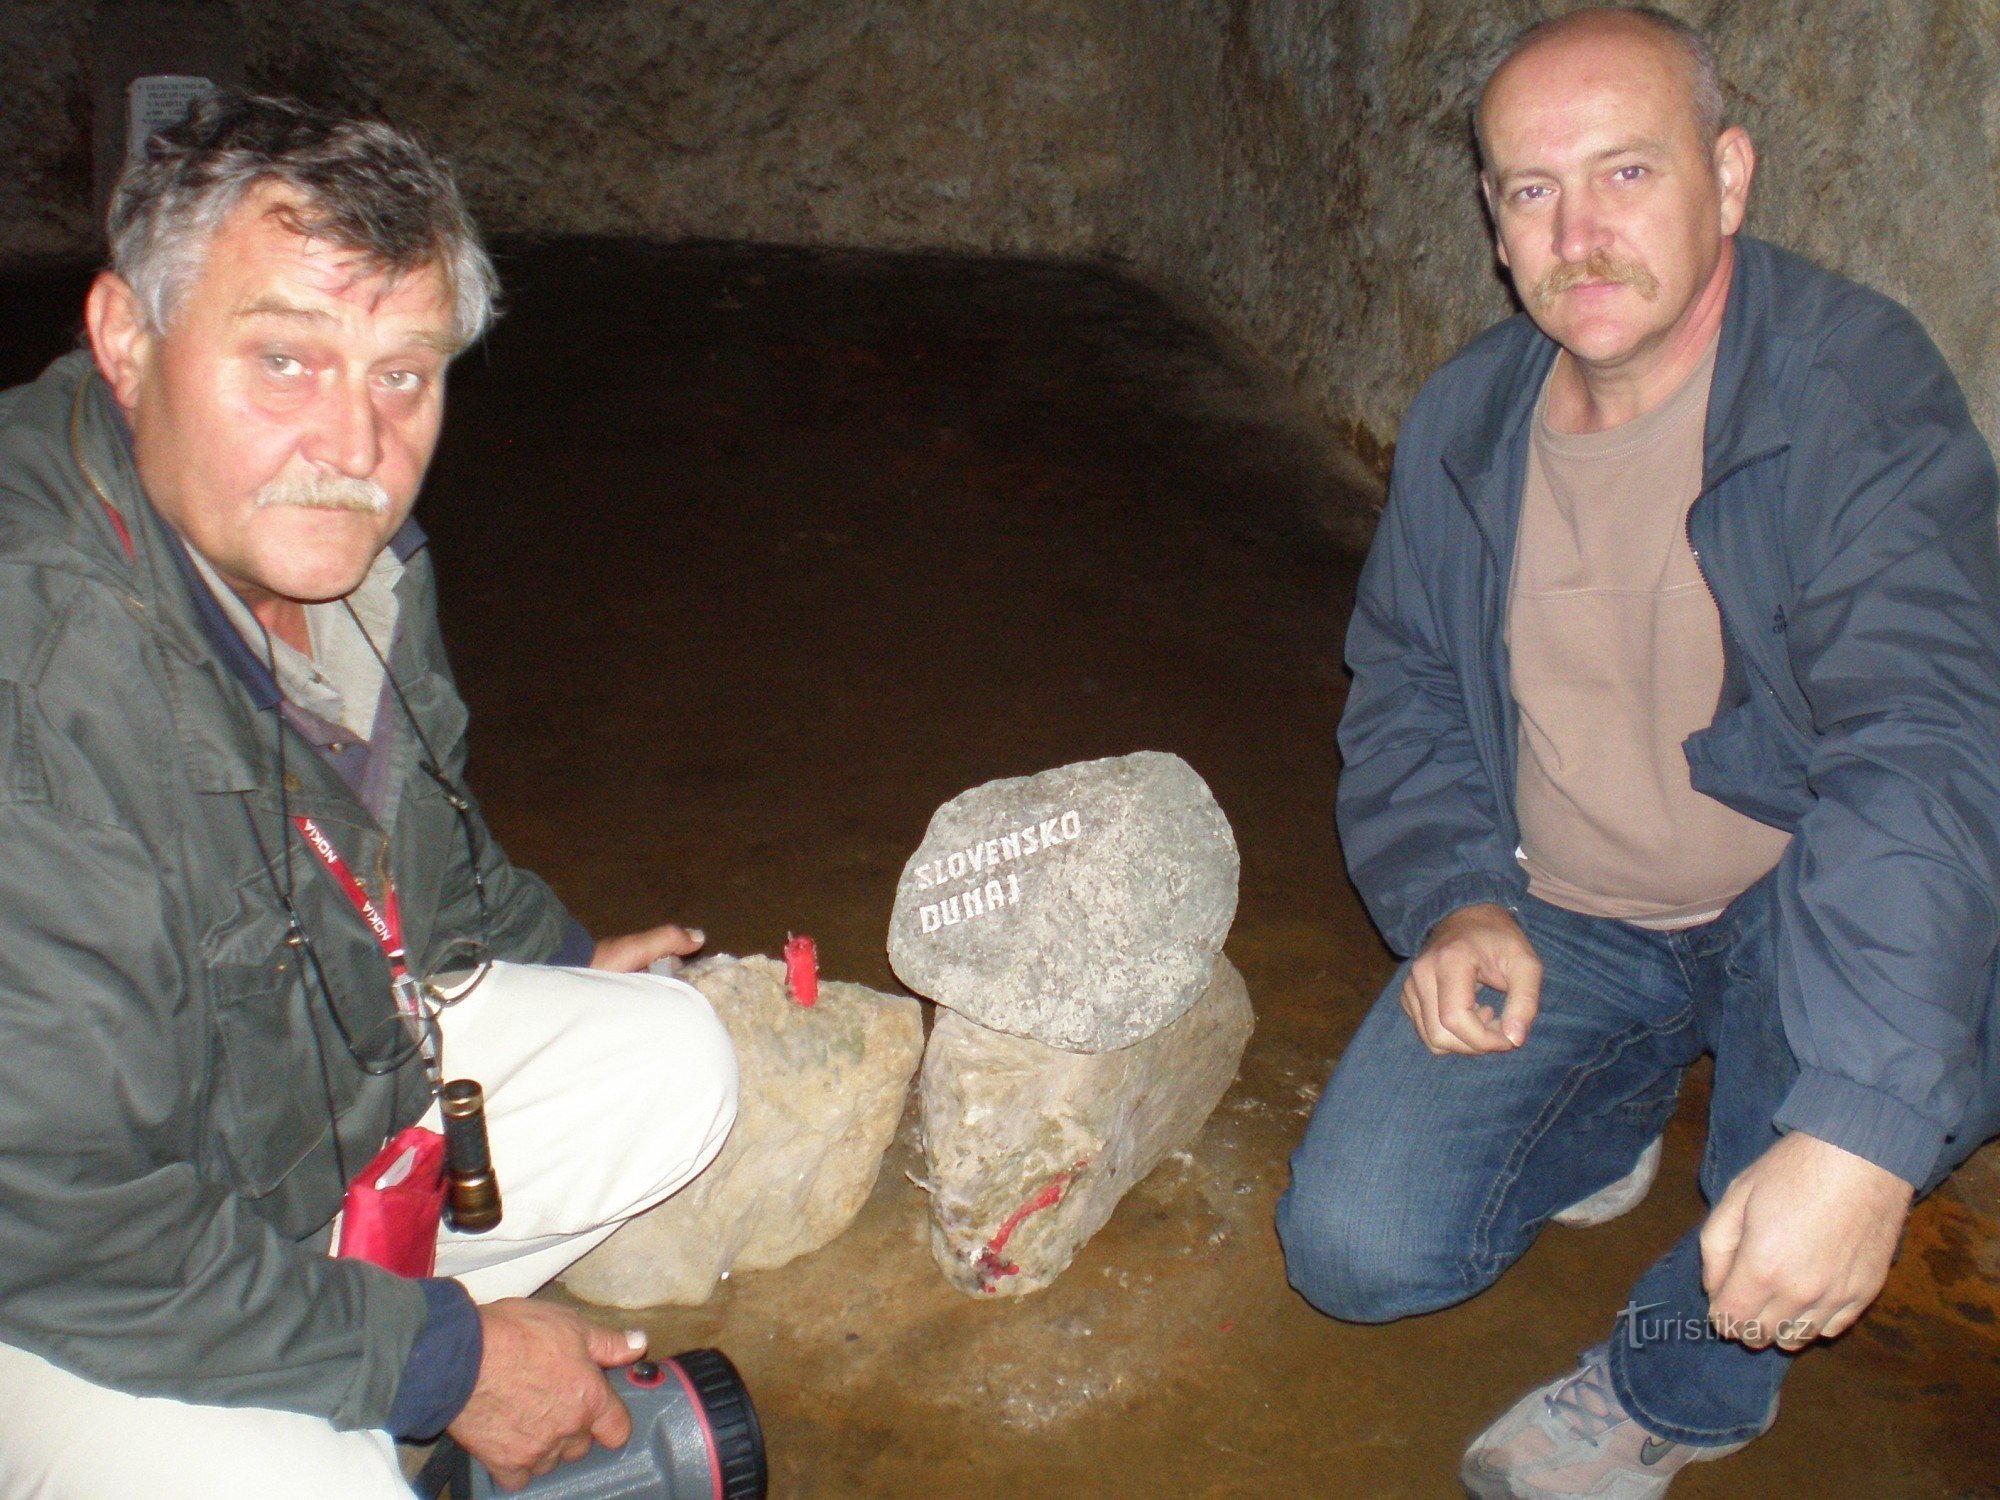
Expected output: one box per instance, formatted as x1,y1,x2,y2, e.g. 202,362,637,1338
784,934,819,1007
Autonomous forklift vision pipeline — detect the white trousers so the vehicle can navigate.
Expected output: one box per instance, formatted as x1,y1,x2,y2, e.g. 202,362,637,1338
0,963,737,1500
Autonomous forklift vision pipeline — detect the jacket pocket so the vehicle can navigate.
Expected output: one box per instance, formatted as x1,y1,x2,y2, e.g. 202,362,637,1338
201,898,334,1203
0,679,48,805
1685,698,1812,832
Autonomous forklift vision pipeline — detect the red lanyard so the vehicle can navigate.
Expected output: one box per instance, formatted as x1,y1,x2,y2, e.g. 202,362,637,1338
293,815,442,1086
292,815,408,978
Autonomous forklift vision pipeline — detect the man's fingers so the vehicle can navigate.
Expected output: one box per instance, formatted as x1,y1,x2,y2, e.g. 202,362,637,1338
1820,1299,1867,1341
591,1386,635,1451
1406,964,1467,1054
1699,1182,1748,1299
1435,953,1510,1053
1437,995,1502,1052
587,1323,648,1370
1415,965,1480,1055
1744,1295,1791,1349
581,1325,642,1448
590,924,707,973
653,924,705,957
1405,907,1547,1059
1775,1314,1819,1352
1495,957,1542,1047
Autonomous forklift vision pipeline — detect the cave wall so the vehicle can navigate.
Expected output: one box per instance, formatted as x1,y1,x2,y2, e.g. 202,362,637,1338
4,0,1996,472
0,1,1128,264
1109,0,2000,471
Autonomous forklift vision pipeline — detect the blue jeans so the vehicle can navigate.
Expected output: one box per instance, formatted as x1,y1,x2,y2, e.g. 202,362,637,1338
1276,877,1793,1446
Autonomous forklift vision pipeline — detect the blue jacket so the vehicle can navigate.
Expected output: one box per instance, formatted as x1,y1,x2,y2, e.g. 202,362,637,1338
1336,237,2000,1191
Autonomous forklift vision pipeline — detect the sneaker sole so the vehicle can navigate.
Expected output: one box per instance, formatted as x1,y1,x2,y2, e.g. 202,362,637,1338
1552,1136,1664,1228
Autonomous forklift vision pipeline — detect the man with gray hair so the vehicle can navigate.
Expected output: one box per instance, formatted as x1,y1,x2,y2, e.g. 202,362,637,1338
1277,7,2000,1496
0,92,739,1496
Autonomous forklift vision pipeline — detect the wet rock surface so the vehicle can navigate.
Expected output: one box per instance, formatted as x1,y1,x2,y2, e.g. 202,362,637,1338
888,751,1238,1052
920,956,1254,1298
560,954,923,1308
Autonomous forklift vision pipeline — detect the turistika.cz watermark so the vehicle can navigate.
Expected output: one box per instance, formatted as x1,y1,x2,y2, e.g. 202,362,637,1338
1620,1300,1813,1348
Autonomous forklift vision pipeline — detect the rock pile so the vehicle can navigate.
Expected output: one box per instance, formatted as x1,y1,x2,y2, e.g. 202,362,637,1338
890,751,1250,1297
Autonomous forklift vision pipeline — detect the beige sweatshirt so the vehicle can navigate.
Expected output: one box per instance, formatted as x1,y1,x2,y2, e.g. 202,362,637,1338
1509,338,1792,927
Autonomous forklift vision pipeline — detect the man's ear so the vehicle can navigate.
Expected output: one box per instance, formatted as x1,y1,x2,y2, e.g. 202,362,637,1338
1479,174,1513,269
84,272,153,410
1714,126,1756,238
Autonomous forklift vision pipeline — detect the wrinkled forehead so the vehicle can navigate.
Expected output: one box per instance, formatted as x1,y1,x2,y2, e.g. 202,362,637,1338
193,187,460,344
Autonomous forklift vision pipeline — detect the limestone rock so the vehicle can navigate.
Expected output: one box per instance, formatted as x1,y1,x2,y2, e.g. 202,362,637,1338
919,955,1252,1297
887,751,1239,1052
561,955,923,1309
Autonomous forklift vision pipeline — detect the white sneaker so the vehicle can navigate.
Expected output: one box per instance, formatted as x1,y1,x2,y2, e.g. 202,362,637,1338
1460,1344,1770,1499
1552,1138,1663,1228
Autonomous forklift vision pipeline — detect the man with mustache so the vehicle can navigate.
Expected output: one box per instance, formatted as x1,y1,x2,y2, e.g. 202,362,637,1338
1277,7,2000,1496
0,94,740,1497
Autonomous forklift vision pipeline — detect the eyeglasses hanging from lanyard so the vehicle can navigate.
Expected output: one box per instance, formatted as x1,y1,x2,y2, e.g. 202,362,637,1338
239,599,493,1092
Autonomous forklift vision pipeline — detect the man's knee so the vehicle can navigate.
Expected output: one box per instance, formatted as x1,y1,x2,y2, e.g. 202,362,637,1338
599,976,737,1107
1275,1166,1486,1324
583,975,740,1198
463,966,741,1239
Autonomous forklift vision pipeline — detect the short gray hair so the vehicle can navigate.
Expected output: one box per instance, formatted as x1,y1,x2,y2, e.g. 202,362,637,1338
107,90,498,348
1477,6,1727,158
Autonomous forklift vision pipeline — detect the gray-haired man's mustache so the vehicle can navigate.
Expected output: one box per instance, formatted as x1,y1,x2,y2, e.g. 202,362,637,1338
252,474,392,514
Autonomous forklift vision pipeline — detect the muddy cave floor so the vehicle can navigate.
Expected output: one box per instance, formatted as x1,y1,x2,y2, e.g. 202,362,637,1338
5,242,1999,1498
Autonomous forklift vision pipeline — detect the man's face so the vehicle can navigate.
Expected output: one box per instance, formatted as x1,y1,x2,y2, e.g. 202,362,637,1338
93,183,458,605
1479,22,1750,376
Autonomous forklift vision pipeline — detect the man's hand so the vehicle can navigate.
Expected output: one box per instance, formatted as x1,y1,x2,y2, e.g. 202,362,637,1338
1402,903,1542,1055
591,923,705,973
447,1300,647,1491
1700,1131,1914,1351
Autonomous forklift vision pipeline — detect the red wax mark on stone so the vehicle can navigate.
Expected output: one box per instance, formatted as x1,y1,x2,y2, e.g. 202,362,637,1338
975,1160,1089,1292
784,934,818,1007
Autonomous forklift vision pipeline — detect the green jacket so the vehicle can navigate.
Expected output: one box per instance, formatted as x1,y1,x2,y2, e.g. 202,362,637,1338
0,352,579,1427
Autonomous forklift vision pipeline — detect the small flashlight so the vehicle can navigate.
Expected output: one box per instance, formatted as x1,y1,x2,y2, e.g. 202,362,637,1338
439,1078,502,1233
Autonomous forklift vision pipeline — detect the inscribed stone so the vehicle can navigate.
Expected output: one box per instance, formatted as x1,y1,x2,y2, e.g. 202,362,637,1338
888,751,1238,1052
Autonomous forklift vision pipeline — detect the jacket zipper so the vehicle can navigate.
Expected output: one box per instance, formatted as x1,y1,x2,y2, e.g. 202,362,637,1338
1686,488,1776,720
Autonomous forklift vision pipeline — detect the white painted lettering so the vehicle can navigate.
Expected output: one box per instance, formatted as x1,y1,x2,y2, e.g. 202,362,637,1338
911,805,1089,939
